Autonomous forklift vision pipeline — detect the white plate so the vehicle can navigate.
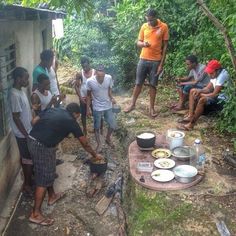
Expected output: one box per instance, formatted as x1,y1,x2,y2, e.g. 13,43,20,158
151,169,175,182
154,158,175,169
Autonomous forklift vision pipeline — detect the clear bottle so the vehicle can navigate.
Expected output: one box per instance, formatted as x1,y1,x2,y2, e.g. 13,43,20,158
193,139,206,171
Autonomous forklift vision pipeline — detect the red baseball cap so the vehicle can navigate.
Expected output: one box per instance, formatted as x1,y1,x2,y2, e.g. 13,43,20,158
205,60,222,74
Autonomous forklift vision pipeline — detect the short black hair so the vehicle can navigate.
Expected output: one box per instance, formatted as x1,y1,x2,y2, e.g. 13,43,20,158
66,103,81,114
186,55,198,64
40,49,54,62
96,64,105,72
80,56,90,65
146,9,157,18
12,67,28,81
37,73,49,84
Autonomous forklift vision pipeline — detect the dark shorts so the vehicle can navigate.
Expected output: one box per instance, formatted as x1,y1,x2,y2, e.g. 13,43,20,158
15,137,32,165
177,84,204,95
136,59,160,87
27,137,56,187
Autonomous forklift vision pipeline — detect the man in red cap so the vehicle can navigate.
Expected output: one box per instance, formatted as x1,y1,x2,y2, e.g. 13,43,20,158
178,59,229,130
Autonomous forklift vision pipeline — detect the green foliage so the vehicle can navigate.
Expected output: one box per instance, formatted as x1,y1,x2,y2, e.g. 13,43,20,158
128,192,192,235
218,85,236,133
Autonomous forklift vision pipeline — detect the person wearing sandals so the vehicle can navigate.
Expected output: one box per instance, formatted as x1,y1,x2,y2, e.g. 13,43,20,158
10,67,33,195
28,103,102,225
172,55,210,111
124,8,169,117
178,60,229,131
86,65,117,153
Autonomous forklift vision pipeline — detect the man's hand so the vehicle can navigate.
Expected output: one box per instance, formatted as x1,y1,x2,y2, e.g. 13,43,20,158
156,64,163,76
143,41,151,47
80,97,87,104
50,95,57,105
192,89,201,100
111,97,116,104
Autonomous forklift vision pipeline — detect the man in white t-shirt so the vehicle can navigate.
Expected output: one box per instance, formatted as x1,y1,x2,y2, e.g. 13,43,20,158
172,55,209,111
178,60,229,130
86,66,116,152
10,67,33,194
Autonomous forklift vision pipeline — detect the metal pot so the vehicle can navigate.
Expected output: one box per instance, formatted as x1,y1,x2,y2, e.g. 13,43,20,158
173,165,198,183
89,159,108,175
172,146,195,161
112,104,121,113
136,131,156,149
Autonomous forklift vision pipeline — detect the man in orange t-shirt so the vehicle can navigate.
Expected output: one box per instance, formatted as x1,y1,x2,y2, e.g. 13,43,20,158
124,9,169,117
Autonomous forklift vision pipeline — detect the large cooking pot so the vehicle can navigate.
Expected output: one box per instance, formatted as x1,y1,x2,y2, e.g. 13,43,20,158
89,158,108,175
136,131,156,149
172,146,195,162
173,165,198,183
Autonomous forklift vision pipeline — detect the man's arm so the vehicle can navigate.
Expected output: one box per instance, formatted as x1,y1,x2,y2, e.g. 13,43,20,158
31,93,41,112
78,136,98,159
86,90,92,116
12,112,29,137
108,87,116,104
157,40,168,75
137,40,151,48
200,86,222,98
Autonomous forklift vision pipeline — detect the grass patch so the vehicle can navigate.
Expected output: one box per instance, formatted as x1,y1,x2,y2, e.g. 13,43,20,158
128,192,192,236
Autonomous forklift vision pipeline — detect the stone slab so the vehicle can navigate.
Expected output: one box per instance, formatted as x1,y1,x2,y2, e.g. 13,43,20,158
128,135,203,191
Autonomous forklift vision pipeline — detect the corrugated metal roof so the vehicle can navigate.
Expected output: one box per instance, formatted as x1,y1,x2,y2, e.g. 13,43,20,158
0,4,66,21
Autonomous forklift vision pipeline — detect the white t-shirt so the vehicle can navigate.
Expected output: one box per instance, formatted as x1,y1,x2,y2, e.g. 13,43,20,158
48,67,60,96
188,64,209,87
210,69,229,100
80,69,95,97
10,88,32,138
86,74,113,111
33,89,53,111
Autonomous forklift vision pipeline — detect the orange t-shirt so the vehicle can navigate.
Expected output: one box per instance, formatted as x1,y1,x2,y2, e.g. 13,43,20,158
138,19,169,61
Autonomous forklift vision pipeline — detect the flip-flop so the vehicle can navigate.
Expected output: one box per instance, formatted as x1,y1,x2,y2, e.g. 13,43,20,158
124,106,135,113
177,124,192,131
29,216,54,226
48,192,66,206
172,106,185,111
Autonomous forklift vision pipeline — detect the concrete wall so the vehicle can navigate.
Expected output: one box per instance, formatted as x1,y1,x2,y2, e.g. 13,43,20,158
0,19,53,213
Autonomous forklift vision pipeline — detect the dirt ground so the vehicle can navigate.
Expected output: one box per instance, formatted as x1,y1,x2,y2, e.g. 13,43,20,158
4,67,236,236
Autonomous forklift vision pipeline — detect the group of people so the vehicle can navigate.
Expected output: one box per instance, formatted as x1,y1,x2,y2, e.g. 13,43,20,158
10,7,230,226
10,48,117,225
124,9,229,131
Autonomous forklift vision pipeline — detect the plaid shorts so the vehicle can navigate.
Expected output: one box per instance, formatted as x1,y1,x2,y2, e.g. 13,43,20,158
27,137,56,187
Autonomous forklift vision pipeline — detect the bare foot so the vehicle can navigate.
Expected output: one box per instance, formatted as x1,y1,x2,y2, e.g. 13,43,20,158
149,109,158,117
124,105,135,113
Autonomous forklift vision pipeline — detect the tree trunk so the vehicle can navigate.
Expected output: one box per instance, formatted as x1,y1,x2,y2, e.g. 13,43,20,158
196,0,236,72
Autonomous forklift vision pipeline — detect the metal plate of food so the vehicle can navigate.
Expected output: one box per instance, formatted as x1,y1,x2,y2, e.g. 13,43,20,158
151,148,171,159
154,158,175,169
151,169,175,182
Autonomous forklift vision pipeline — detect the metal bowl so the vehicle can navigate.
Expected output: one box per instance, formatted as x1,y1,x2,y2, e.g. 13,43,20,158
173,165,198,183
171,146,195,161
112,104,121,113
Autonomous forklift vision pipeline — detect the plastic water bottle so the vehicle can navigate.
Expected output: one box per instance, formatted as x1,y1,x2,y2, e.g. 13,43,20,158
193,139,206,171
